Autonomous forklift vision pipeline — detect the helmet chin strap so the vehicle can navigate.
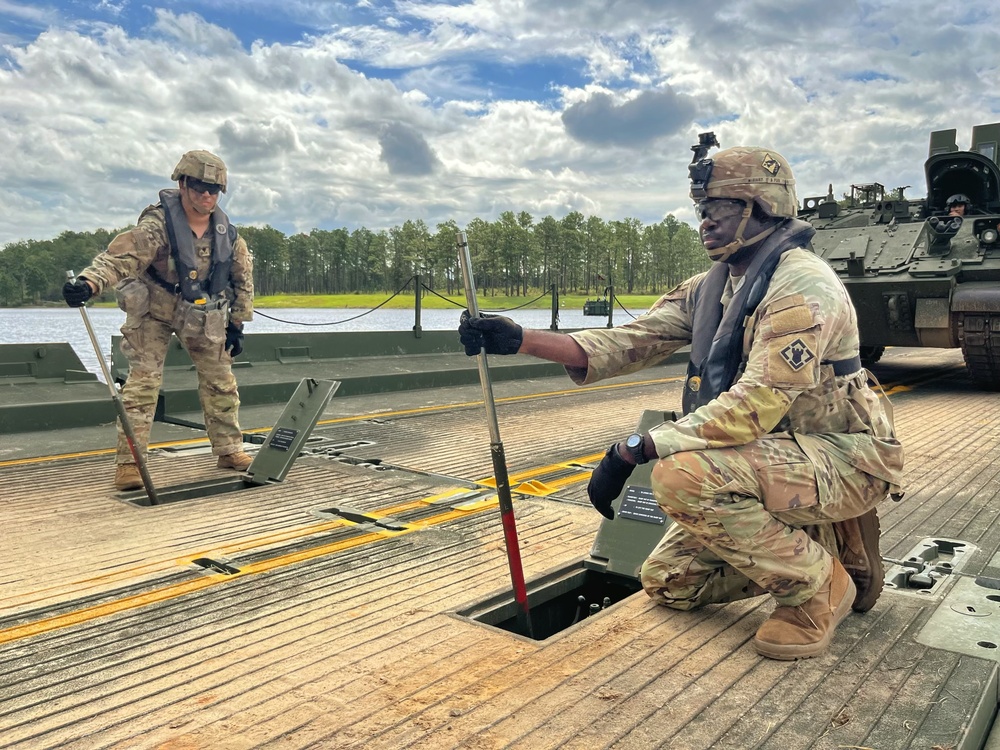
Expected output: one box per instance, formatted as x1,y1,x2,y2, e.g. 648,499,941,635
706,206,778,262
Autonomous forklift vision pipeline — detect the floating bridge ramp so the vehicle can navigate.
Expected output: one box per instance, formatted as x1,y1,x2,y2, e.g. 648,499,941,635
0,346,999,749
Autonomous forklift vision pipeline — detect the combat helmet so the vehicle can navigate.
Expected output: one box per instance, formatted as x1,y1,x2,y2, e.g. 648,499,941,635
689,137,797,261
171,150,227,193
946,193,970,208
698,146,798,218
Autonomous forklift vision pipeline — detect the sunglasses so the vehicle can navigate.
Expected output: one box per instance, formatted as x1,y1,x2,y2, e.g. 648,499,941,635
184,177,223,195
695,199,746,223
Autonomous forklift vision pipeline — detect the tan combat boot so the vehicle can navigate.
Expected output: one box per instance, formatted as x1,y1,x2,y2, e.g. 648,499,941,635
833,507,884,612
752,558,856,661
115,464,143,491
217,451,253,471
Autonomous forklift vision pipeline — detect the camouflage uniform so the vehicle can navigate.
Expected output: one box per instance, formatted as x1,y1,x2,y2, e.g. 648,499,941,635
79,206,254,463
566,248,904,608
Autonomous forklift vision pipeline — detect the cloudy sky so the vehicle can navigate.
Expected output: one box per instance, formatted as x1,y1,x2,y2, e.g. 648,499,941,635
1,0,999,247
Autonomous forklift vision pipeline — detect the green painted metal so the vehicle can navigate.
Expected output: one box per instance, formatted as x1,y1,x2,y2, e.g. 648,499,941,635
110,330,572,418
245,378,340,485
111,329,470,382
0,342,114,433
0,342,98,382
1,330,687,435
587,409,679,580
0,331,571,434
802,121,1000,385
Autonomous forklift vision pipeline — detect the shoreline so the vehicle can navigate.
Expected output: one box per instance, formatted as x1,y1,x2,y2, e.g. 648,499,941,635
2,292,661,312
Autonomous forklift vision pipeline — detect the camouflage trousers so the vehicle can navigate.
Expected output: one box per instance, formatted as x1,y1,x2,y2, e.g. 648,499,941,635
641,435,889,608
116,315,244,464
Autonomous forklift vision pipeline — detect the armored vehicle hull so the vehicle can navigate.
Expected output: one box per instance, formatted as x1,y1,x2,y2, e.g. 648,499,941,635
802,122,1000,387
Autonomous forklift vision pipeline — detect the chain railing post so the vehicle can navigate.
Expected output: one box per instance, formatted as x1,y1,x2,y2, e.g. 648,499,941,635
413,274,422,338
550,283,559,330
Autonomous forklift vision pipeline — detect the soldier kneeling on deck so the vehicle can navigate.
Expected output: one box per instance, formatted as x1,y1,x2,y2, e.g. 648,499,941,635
62,150,255,490
459,140,904,660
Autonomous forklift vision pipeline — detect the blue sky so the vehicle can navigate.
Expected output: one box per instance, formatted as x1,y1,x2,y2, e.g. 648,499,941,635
1,0,999,246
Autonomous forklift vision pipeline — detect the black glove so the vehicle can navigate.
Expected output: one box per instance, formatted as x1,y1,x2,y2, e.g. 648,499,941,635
458,310,523,356
225,322,244,357
62,279,93,307
587,443,635,520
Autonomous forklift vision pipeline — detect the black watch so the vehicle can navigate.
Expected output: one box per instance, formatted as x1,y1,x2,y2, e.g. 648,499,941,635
625,433,648,465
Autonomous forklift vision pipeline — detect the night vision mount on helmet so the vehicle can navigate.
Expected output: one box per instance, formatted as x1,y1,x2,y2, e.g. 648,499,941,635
687,132,798,261
799,122,1000,388
689,133,798,219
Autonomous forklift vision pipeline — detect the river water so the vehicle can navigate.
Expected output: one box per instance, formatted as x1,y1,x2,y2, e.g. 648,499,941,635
0,305,639,381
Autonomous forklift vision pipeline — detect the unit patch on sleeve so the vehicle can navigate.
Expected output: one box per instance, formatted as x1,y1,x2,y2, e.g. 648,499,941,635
779,338,816,371
765,331,820,387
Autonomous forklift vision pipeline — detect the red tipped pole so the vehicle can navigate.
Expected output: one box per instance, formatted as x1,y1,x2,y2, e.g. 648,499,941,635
456,233,533,638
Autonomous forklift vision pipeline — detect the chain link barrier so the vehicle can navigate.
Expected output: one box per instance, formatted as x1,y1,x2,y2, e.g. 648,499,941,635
252,276,418,326
249,281,634,327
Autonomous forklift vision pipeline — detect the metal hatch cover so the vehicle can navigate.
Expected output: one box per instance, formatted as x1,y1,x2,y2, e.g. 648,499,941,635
588,409,679,579
244,378,341,485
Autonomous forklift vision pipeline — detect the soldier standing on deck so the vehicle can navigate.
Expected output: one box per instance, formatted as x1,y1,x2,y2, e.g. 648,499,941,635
458,139,904,660
62,150,254,490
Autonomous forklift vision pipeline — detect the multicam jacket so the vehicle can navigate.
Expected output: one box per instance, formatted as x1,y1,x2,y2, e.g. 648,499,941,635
79,202,254,324
566,243,904,502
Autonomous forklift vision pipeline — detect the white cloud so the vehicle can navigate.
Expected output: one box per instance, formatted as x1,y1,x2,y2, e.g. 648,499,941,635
150,8,242,51
0,0,999,249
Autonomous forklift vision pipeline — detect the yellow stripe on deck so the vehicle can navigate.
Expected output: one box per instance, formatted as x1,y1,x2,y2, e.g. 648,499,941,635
0,376,682,468
1,438,616,643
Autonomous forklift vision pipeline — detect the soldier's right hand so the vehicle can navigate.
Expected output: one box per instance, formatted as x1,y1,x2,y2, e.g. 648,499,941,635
62,279,93,307
458,310,523,356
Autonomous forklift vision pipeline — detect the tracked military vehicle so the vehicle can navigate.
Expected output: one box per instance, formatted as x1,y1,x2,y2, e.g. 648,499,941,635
801,122,1000,388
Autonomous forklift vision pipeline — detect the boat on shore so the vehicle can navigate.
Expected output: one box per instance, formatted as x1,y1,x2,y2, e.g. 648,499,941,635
583,298,610,316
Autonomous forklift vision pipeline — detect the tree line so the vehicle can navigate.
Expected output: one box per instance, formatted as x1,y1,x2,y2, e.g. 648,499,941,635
0,210,709,306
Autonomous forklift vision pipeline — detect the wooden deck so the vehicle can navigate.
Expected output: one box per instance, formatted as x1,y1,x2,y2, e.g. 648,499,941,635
1,348,998,749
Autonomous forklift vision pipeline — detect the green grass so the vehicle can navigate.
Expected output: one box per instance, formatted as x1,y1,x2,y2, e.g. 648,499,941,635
255,291,661,310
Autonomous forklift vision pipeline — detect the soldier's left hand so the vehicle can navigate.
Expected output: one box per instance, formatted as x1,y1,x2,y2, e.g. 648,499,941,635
586,443,635,520
225,322,244,357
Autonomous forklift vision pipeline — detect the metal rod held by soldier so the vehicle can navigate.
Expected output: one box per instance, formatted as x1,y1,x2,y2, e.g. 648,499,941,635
66,270,159,506
455,232,534,638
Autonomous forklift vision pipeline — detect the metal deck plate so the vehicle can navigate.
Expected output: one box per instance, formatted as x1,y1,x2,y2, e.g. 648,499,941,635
917,576,1000,660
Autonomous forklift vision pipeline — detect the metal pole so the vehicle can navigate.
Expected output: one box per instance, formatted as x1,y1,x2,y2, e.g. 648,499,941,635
550,283,559,331
455,232,533,638
413,273,422,338
66,270,159,506
606,279,614,329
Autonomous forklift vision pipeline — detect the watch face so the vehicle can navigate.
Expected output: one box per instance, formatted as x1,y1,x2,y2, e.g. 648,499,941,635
626,434,642,449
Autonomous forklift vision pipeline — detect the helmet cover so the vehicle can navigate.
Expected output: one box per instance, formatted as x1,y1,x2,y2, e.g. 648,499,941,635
697,146,797,218
170,150,228,193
